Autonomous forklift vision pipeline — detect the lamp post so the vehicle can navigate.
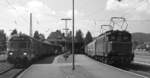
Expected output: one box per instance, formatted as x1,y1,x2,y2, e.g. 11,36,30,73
30,13,32,37
61,18,71,52
72,0,75,70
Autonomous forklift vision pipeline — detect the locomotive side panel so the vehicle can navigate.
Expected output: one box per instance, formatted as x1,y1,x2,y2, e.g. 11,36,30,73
86,40,96,57
32,40,40,58
41,43,49,56
95,35,110,57
95,37,104,56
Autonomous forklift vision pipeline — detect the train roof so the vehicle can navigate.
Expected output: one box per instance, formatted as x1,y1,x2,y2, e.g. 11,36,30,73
9,34,32,41
43,40,62,46
10,34,62,47
86,30,131,47
98,30,130,37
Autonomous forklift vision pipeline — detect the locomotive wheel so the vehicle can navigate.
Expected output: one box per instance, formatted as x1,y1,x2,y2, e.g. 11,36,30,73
99,56,103,62
101,57,105,63
103,57,111,64
94,56,98,60
104,58,108,64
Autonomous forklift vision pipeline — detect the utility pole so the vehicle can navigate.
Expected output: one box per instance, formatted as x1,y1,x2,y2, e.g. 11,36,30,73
61,18,72,52
61,18,72,36
30,13,32,37
72,0,75,70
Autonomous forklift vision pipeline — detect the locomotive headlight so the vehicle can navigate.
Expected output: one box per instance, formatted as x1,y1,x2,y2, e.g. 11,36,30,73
9,52,13,55
23,52,27,56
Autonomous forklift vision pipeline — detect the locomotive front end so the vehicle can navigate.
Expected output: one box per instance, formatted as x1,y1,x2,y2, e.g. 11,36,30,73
7,35,32,67
7,49,30,65
107,31,134,64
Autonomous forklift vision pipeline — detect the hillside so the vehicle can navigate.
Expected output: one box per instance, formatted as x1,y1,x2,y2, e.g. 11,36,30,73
132,33,150,43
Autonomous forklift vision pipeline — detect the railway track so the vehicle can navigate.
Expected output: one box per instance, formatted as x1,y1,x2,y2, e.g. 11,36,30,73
0,55,57,78
0,62,13,73
0,68,25,78
0,67,14,75
127,63,150,77
0,62,26,78
111,62,150,77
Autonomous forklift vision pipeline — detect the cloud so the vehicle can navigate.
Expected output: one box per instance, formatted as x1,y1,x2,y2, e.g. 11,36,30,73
106,0,150,13
106,0,129,10
8,0,56,19
5,0,58,36
26,0,56,17
27,0,44,8
8,5,27,17
136,1,149,12
66,10,84,18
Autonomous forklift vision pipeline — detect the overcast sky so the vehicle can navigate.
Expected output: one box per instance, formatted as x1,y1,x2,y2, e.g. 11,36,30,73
0,0,150,37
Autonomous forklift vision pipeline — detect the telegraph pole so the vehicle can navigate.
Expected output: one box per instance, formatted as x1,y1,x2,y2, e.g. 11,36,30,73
30,13,32,37
61,18,71,52
72,0,75,70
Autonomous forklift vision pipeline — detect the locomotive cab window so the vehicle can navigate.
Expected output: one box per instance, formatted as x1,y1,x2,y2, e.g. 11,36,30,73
108,35,116,41
9,41,30,49
122,35,131,41
123,36,129,41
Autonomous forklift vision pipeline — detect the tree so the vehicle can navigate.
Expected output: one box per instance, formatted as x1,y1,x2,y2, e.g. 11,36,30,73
33,31,40,40
39,33,45,41
47,30,65,40
66,31,72,41
0,30,6,52
47,30,65,49
75,30,84,54
11,29,17,35
85,31,93,45
34,31,46,41
75,30,84,42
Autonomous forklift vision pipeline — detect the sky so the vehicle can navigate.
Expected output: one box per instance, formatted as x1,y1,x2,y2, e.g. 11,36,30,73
0,0,150,37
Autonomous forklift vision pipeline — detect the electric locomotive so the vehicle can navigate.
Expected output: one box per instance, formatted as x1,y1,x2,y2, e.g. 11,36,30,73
7,34,62,67
85,30,134,65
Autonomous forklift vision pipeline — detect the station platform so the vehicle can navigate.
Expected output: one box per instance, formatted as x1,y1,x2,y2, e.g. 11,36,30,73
17,54,147,78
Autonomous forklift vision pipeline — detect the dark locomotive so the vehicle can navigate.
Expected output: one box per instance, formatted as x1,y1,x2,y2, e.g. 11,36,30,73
85,30,134,65
7,34,62,67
